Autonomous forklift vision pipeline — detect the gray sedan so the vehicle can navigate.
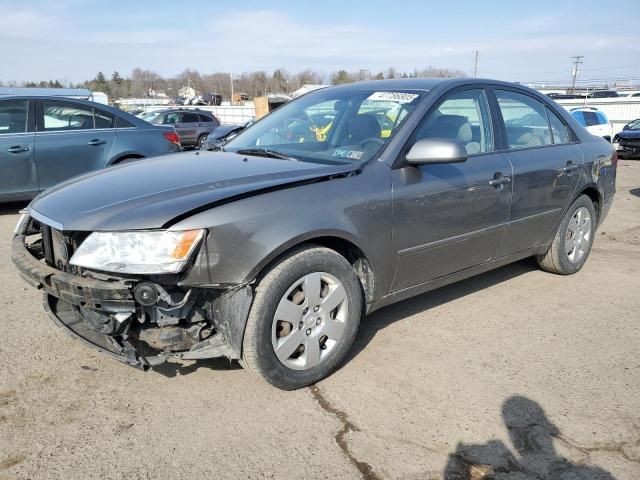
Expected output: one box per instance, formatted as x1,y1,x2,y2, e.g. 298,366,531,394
12,79,616,389
0,96,181,202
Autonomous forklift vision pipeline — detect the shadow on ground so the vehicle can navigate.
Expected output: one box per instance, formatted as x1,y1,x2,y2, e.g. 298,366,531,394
630,187,640,198
348,257,538,362
0,201,29,217
151,357,242,378
443,395,616,479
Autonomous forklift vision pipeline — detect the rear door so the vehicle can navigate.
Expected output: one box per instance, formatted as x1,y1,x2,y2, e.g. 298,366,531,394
174,111,200,145
0,99,37,199
491,88,582,256
34,99,116,190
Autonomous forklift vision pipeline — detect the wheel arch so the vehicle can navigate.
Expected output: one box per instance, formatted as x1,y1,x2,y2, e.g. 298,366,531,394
248,232,377,306
577,184,602,224
108,152,145,165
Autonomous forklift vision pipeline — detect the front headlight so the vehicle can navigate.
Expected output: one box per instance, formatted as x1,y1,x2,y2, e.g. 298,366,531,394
69,229,205,274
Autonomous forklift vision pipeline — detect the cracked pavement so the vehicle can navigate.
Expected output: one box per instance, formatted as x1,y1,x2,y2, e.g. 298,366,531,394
1,161,639,480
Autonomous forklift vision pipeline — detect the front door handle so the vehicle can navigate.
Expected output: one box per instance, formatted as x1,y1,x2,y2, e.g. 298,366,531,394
88,139,106,146
489,173,511,187
7,145,29,153
563,161,580,174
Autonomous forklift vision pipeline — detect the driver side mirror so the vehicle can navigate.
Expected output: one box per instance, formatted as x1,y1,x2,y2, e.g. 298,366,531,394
406,138,468,165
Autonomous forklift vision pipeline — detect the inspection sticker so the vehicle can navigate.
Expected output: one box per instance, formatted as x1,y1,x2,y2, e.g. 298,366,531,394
333,149,364,160
367,92,419,103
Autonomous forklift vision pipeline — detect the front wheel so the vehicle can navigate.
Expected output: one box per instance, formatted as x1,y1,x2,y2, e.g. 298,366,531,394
537,195,596,275
197,135,208,149
242,246,363,390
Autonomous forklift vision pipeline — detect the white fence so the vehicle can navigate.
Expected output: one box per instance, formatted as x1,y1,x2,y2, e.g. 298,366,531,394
139,97,640,133
142,104,256,125
555,98,640,134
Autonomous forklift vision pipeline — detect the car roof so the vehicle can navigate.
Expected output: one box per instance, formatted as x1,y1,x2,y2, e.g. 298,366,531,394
0,95,150,127
325,77,541,91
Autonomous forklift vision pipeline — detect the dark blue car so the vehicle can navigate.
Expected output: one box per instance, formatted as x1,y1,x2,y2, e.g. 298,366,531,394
0,96,181,202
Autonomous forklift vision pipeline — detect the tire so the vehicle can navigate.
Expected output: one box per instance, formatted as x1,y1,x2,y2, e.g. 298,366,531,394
536,195,597,275
197,135,208,149
242,246,363,390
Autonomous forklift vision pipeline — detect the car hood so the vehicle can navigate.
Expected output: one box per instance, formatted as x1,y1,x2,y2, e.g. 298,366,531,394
616,130,640,139
29,151,358,231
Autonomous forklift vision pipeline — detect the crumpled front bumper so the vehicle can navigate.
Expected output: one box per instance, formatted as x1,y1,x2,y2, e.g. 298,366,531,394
11,232,251,370
11,235,135,312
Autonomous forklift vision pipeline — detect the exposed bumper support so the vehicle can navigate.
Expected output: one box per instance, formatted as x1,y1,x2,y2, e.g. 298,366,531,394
11,235,135,312
12,232,254,368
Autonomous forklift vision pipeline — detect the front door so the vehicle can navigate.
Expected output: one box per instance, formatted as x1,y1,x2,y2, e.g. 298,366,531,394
34,99,116,190
491,88,582,255
0,99,37,199
391,87,513,291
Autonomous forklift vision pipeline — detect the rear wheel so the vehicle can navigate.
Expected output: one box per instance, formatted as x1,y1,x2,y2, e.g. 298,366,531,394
537,195,596,274
242,246,363,390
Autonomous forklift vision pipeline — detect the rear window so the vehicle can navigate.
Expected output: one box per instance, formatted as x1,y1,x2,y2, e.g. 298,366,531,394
181,112,200,123
573,111,608,127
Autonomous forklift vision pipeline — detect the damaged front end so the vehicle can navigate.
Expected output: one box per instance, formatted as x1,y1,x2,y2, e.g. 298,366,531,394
11,215,252,370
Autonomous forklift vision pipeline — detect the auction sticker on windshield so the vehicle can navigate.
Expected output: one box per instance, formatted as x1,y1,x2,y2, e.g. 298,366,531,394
367,92,419,103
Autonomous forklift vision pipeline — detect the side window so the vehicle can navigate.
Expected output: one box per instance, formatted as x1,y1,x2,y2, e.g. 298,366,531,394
163,113,179,124
415,88,493,154
115,116,134,128
94,109,115,129
181,112,200,123
0,100,28,134
42,101,94,131
495,90,552,149
546,107,571,144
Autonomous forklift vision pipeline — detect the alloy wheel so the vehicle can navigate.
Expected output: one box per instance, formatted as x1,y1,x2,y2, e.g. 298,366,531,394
271,272,348,370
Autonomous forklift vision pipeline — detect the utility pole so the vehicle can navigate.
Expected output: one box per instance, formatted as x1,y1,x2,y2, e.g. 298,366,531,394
473,50,479,77
570,55,583,93
229,73,234,105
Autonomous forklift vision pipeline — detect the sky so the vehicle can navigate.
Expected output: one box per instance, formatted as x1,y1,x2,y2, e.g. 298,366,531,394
1,0,639,86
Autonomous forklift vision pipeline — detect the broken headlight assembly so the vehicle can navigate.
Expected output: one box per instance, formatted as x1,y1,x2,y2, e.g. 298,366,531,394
69,229,205,274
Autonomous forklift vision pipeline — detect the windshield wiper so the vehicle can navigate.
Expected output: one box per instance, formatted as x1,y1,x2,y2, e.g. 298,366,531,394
235,148,298,161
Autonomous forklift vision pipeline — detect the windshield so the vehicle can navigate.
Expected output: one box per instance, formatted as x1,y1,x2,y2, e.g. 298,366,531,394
224,88,425,164
626,119,640,130
139,112,160,123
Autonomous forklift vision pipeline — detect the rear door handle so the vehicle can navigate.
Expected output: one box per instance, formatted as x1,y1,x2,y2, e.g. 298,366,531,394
489,173,511,187
7,145,29,153
88,139,106,146
563,161,580,173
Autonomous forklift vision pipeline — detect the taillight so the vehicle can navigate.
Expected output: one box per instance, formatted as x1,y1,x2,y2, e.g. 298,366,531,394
612,150,618,168
164,131,181,146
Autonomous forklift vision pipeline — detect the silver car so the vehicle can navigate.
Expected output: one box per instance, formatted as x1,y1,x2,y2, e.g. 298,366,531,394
139,109,220,149
0,96,181,202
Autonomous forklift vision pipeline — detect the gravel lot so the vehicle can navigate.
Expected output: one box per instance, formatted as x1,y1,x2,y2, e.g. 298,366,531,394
1,161,639,480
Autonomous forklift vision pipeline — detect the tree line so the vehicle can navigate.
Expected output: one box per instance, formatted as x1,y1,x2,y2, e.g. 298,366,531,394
1,66,465,101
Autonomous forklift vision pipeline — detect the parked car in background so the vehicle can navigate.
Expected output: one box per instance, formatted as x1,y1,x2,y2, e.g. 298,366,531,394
202,93,223,106
570,107,613,142
587,90,619,99
613,118,640,159
12,79,616,389
0,96,180,202
139,109,220,148
546,93,581,100
201,120,255,151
